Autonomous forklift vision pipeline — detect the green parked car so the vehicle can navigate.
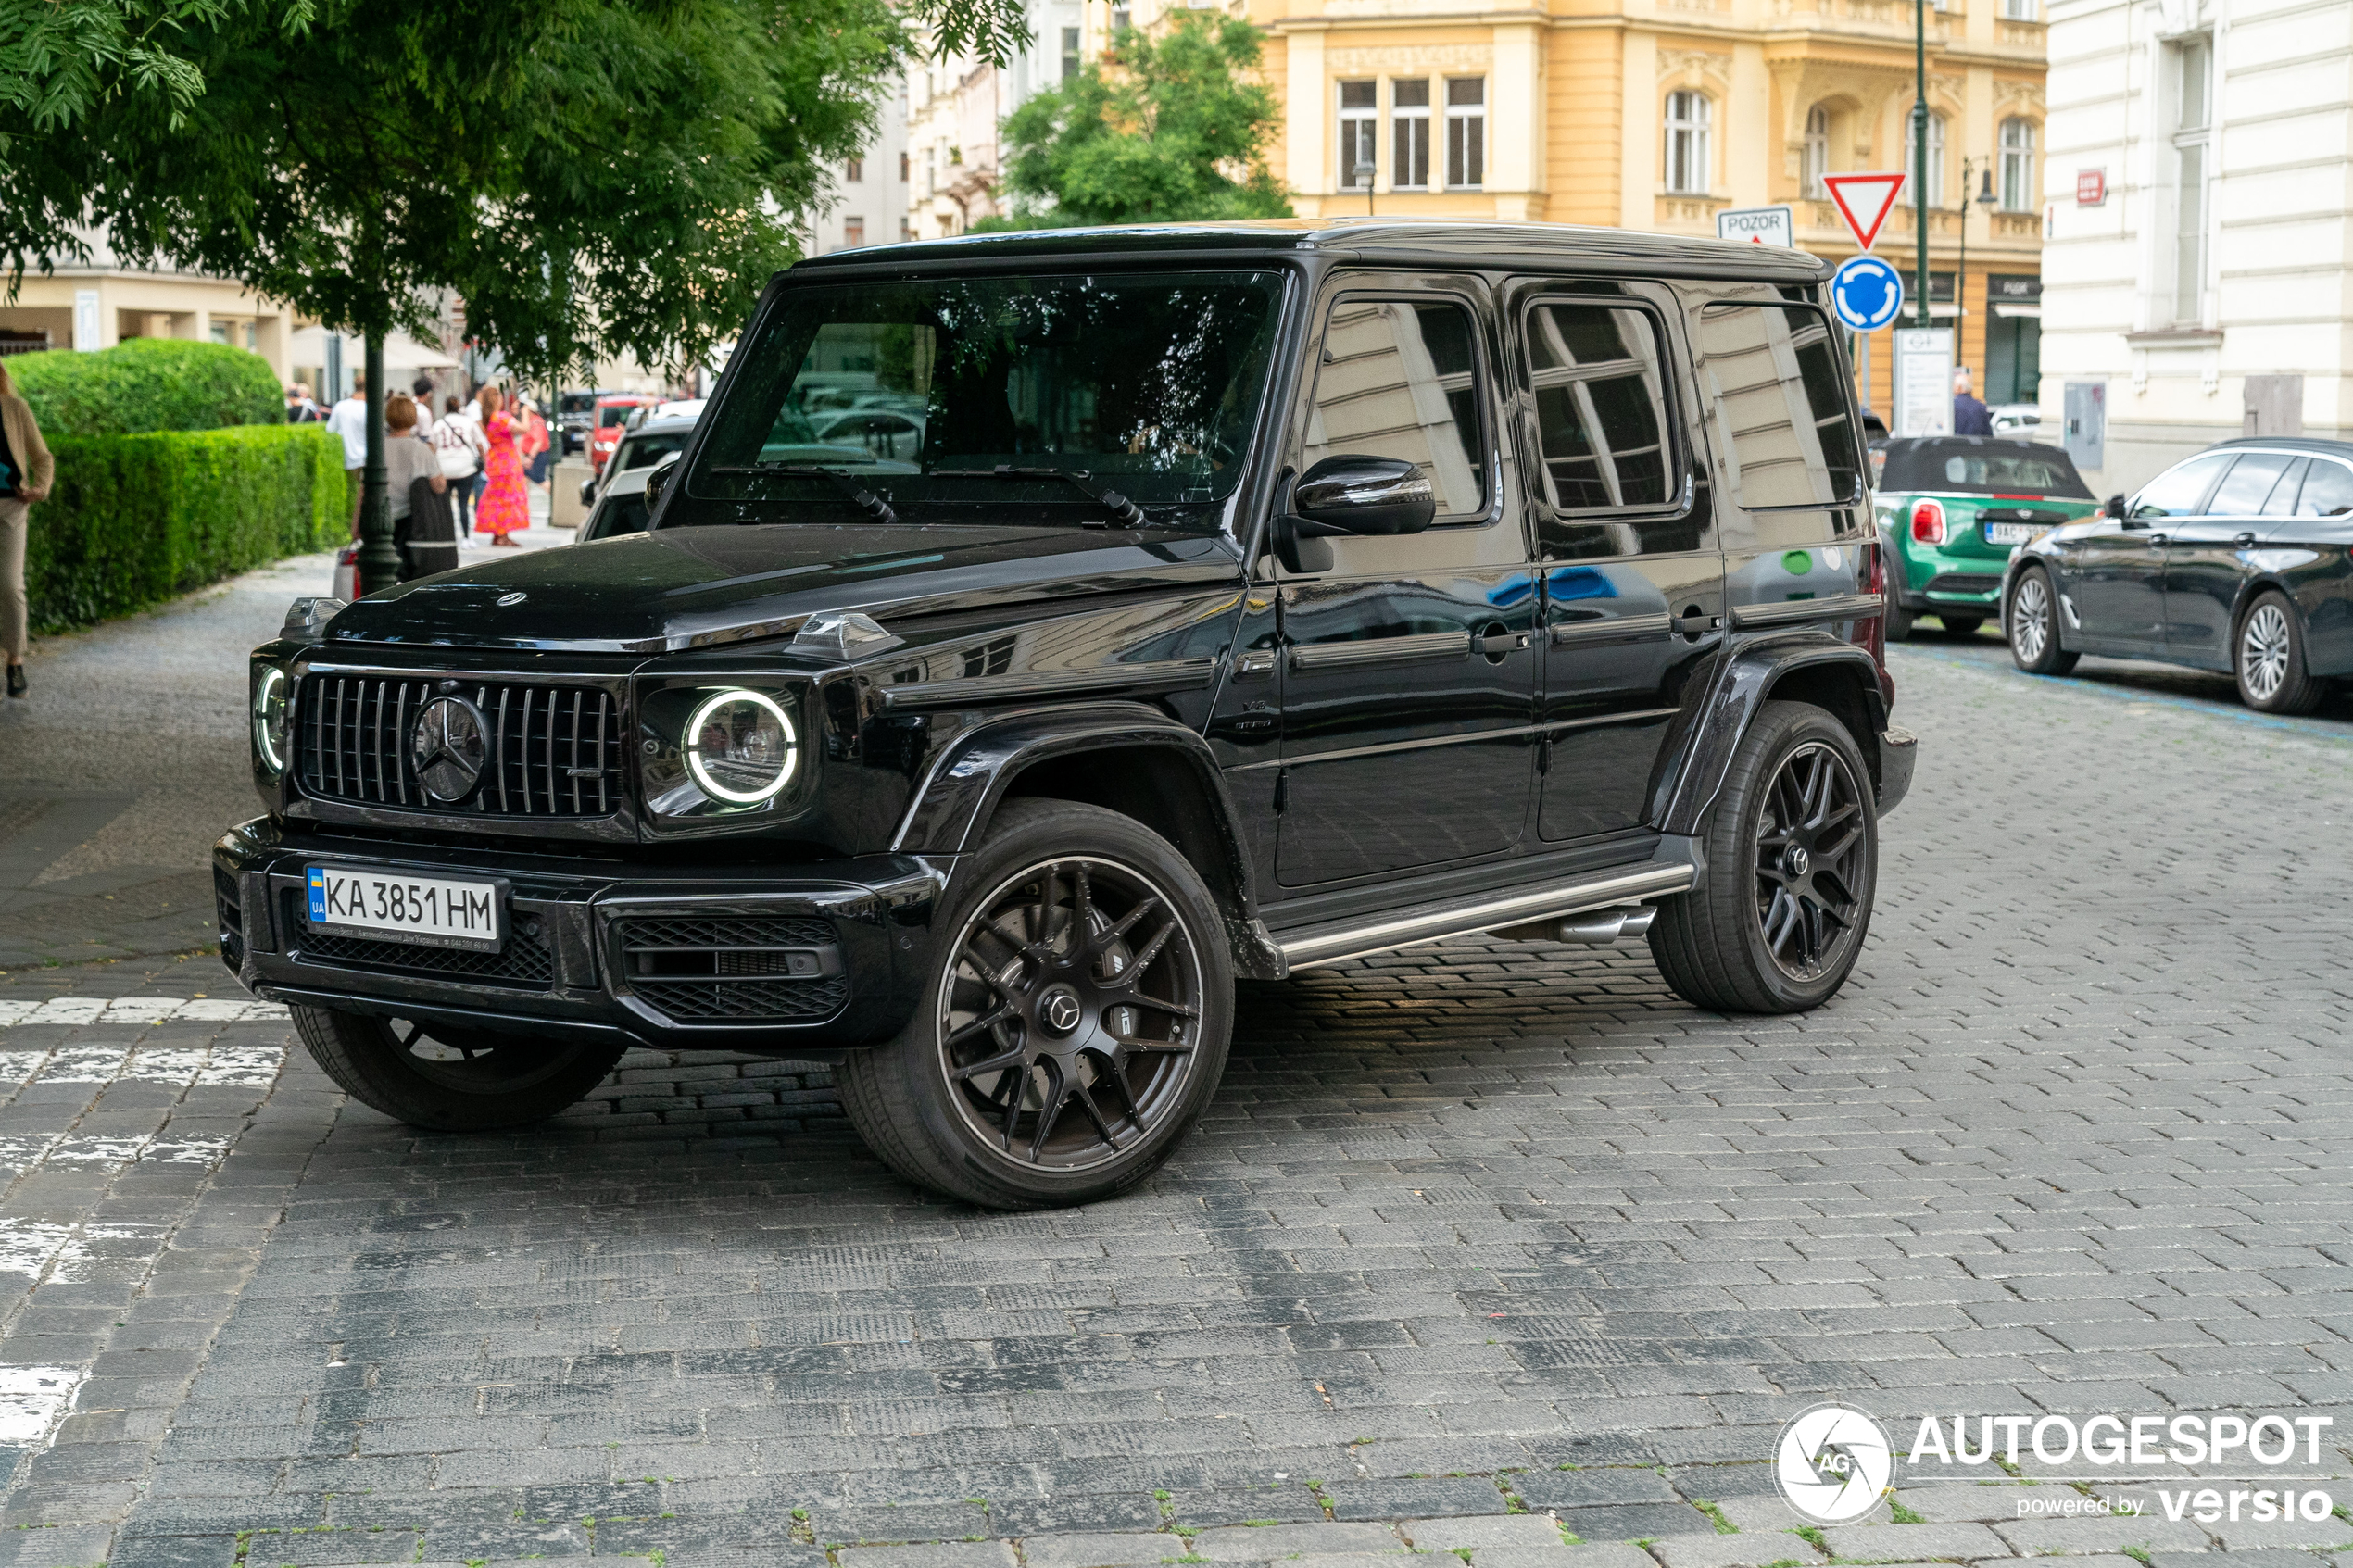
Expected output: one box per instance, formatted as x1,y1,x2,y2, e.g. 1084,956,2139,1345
1870,435,2100,639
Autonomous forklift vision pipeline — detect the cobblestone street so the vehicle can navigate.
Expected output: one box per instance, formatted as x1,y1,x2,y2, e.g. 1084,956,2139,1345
1,567,2349,1568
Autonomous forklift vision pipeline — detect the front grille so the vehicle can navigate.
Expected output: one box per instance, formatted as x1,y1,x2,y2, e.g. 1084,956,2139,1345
617,914,845,1025
296,677,624,818
285,893,554,989
1924,572,2003,596
632,977,849,1022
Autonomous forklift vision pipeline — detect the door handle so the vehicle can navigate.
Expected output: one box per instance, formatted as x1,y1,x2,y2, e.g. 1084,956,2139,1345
2234,532,2258,547
1475,630,1530,657
2145,533,2169,547
1670,608,1719,637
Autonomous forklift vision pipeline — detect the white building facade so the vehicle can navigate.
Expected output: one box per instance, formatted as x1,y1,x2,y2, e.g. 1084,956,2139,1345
906,0,1088,238
2040,0,2353,495
806,81,916,256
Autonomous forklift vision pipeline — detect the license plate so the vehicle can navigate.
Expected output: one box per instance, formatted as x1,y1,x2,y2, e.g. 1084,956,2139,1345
1984,522,2041,545
306,866,504,952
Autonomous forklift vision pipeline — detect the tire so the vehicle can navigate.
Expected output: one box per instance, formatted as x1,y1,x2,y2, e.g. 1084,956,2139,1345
1648,700,1878,1014
2006,565,2080,675
837,798,1234,1210
1939,614,1986,637
294,1007,625,1131
1884,598,1915,643
2235,590,2326,714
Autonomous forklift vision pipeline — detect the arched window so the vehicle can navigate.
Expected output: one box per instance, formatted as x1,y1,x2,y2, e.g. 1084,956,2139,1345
1999,117,2038,210
1666,91,1712,194
1902,107,1945,207
1802,106,1831,198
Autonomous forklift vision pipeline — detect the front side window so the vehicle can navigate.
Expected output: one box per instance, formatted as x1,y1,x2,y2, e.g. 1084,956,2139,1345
1802,106,1830,199
1392,80,1431,190
1446,79,1486,188
1524,303,1693,558
1340,81,1377,188
1999,118,2037,211
1691,303,1862,509
1304,298,1488,521
1665,91,1710,194
686,271,1285,524
2129,450,2231,519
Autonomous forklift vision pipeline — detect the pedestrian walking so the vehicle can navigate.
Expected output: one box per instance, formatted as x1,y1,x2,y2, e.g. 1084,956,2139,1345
322,374,370,522
1953,368,1993,436
474,385,529,547
0,359,57,699
432,395,484,537
381,395,452,581
409,377,439,439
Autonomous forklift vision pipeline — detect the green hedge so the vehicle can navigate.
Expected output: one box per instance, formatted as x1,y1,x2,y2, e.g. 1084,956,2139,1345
10,338,284,435
28,425,346,633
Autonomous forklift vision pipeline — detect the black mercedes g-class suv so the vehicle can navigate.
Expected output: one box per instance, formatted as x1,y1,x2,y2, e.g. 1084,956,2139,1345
220,220,1914,1209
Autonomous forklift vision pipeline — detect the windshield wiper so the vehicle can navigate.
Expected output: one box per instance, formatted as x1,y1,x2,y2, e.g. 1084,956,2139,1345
708,463,895,524
930,464,1147,527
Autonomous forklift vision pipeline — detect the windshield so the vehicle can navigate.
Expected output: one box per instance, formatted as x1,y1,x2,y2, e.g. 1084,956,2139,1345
683,270,1286,525
597,403,639,429
1878,440,2093,498
619,432,692,471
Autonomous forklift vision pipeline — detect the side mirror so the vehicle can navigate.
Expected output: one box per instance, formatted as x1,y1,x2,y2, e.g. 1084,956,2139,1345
1293,455,1437,535
577,477,597,508
2103,493,2128,521
645,451,681,515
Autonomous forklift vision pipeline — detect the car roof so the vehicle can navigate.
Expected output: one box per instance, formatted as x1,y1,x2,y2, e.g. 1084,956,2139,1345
789,218,1831,285
620,417,698,437
2199,436,2353,460
1874,434,2063,454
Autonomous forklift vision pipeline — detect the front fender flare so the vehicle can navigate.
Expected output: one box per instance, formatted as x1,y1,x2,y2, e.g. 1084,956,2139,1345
1659,634,1893,836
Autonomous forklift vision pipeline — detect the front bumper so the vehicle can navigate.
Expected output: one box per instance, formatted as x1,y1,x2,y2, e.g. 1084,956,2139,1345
1874,725,1918,817
212,817,949,1056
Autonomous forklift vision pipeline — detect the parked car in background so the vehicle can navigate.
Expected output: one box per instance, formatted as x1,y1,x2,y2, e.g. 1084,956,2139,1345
573,463,657,542
1990,404,2045,437
2005,437,2353,712
1873,435,2100,639
586,395,656,473
577,416,703,508
811,408,925,462
558,389,631,455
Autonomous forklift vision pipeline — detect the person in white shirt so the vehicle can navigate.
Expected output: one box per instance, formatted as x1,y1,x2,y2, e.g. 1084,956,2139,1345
321,374,370,524
431,395,487,536
409,378,439,439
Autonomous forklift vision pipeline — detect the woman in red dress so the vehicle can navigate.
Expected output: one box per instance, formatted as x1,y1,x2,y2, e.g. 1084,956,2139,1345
474,384,529,546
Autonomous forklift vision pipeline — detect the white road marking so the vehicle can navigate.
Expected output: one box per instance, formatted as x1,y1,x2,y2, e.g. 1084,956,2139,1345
0,1367,86,1445
0,997,288,1028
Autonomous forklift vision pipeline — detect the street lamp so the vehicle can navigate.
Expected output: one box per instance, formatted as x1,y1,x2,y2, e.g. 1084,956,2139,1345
1957,158,1997,391
1355,156,1376,217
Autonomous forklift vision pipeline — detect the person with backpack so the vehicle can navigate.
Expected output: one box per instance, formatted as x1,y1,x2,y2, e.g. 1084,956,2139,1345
432,394,485,537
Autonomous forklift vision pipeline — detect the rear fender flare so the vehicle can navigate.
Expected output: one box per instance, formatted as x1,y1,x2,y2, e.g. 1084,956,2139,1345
1660,634,1890,838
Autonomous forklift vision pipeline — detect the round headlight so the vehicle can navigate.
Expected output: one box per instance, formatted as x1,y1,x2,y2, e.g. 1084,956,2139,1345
252,667,291,775
684,689,798,804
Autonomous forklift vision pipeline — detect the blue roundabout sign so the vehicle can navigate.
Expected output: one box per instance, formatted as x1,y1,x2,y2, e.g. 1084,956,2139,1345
1830,255,1906,332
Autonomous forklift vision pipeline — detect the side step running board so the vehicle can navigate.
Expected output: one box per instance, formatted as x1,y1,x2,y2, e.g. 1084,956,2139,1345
1274,860,1694,972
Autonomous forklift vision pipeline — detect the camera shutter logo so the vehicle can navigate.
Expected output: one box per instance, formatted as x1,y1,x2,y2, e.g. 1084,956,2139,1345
1775,1404,1894,1524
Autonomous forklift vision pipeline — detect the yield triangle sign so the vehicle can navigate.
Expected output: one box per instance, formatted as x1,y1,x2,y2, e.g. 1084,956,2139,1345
1821,172,1906,251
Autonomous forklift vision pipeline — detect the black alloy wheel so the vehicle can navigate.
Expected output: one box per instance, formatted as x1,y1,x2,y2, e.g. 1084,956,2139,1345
2007,565,2079,675
837,798,1233,1209
1751,741,1869,984
293,1006,624,1130
1648,700,1879,1013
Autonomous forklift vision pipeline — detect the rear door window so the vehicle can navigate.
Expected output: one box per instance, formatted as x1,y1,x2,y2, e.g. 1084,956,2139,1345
2206,452,2298,517
1521,301,1698,557
1690,303,1863,510
1304,297,1491,521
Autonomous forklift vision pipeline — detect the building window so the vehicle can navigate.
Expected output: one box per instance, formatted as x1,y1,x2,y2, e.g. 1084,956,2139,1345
1062,26,1080,79
844,216,865,248
2001,0,2037,17
1392,80,1431,189
1902,107,1945,207
2171,36,2212,325
846,158,863,182
1446,78,1486,189
1998,118,2036,210
1664,90,1711,194
899,150,910,182
1111,5,1131,31
1802,105,1830,198
1339,80,1378,188
925,145,937,195
900,217,915,241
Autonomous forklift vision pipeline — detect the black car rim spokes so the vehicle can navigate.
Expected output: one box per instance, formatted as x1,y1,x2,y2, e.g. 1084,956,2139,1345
1752,743,1868,982
389,1018,570,1093
937,857,1203,1172
2014,575,2051,662
2241,604,2290,703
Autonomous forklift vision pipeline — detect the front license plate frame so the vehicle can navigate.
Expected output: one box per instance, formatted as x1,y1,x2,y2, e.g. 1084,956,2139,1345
1984,522,2040,546
305,865,507,953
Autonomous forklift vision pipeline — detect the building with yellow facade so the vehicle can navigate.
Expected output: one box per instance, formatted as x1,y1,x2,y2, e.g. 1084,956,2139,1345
1191,0,2053,415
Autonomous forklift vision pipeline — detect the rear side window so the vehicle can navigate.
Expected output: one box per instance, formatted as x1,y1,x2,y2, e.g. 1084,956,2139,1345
1523,302,1700,558
2207,451,2298,517
2130,452,2232,519
1305,297,1489,521
1691,303,1863,509
2296,458,2353,517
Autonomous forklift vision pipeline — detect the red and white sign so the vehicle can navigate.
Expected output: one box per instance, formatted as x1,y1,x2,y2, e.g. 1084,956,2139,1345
2075,169,2107,206
1821,171,1906,252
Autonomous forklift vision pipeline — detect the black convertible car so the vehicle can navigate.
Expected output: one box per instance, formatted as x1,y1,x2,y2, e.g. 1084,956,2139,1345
2003,437,2353,712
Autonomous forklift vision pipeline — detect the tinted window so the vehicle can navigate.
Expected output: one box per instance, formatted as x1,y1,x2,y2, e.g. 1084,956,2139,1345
1878,441,2092,497
596,404,637,429
1692,303,1862,508
689,270,1283,521
2130,452,2232,519
1305,298,1488,520
585,493,650,540
619,433,692,471
2259,458,2309,517
2207,452,2297,516
2296,458,2353,517
1523,303,1700,558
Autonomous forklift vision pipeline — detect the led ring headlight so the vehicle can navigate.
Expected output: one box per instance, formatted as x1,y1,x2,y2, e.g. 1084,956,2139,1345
684,689,799,804
252,667,291,775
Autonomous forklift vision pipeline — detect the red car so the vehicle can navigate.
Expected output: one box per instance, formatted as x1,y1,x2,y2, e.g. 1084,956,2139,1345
586,395,655,474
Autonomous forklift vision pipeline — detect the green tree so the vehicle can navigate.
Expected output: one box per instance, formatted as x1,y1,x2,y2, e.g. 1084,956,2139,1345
995,11,1290,228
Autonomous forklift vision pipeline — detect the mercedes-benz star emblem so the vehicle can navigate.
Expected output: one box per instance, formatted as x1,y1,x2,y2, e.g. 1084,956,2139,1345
1040,989,1084,1035
497,591,528,607
410,696,488,803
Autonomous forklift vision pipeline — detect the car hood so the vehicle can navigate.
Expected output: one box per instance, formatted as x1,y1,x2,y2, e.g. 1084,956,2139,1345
323,524,1245,654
